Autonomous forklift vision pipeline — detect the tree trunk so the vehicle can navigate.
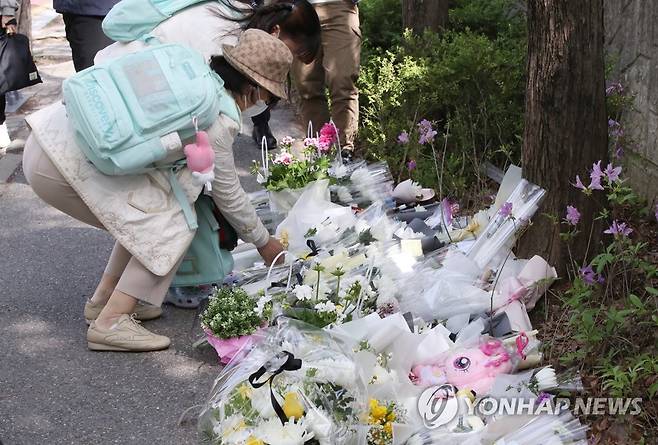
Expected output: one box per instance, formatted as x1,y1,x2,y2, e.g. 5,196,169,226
518,0,607,274
402,0,449,33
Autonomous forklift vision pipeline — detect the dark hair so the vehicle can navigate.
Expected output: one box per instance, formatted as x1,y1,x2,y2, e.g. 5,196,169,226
209,55,255,95
216,0,321,63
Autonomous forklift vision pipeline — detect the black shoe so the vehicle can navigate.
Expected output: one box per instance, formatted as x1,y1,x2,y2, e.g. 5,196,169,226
252,123,278,150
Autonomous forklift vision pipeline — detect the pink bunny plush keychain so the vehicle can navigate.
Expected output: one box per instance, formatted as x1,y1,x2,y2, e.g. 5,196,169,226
184,117,215,191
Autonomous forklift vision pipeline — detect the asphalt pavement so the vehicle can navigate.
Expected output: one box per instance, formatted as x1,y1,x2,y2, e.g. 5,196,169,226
0,7,303,445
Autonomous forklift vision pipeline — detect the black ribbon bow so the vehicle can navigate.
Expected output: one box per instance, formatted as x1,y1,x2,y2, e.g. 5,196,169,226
248,351,302,425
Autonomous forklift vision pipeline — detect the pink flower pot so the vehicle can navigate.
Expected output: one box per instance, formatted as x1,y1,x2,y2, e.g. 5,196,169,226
204,328,263,365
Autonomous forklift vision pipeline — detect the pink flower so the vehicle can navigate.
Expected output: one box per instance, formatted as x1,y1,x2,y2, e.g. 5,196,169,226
573,175,587,191
499,202,513,218
317,135,332,153
303,137,319,147
655,203,658,222
441,198,453,225
604,220,633,237
407,159,417,171
604,163,622,183
281,136,295,145
565,205,580,225
273,151,293,165
398,131,410,145
319,122,338,144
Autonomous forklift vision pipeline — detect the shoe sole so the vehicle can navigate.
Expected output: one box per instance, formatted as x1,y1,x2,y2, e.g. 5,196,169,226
87,341,170,352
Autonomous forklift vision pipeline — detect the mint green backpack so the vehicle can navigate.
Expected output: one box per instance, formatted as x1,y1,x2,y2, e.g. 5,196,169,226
62,41,240,228
103,0,215,42
173,195,234,287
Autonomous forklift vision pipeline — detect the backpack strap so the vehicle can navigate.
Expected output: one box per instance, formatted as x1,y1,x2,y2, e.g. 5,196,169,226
168,167,198,230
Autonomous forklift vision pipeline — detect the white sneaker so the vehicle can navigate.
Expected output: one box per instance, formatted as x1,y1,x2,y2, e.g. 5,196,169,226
0,123,10,151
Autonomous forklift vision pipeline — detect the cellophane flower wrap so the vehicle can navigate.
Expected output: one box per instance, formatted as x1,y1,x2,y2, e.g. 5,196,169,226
198,318,368,445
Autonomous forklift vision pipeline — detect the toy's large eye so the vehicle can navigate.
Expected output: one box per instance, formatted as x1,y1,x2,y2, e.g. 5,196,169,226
453,356,471,370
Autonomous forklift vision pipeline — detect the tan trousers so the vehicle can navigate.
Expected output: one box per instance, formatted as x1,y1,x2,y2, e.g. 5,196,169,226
22,136,178,306
292,0,361,148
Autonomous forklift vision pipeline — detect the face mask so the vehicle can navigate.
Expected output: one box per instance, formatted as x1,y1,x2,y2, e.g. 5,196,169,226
242,87,269,118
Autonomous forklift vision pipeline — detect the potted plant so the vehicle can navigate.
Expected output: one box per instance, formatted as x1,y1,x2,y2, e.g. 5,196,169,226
200,286,271,364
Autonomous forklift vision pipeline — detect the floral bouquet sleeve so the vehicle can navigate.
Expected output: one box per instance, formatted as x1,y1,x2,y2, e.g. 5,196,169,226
198,318,368,445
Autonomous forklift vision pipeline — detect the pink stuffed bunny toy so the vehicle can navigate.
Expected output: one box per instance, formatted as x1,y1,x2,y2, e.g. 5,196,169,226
184,130,215,187
410,338,514,396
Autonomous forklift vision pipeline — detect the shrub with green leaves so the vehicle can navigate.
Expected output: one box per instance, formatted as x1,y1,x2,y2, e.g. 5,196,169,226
357,26,526,200
200,287,269,339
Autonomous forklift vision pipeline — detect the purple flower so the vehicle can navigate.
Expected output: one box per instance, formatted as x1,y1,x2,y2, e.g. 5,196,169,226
614,144,624,159
407,159,417,171
590,161,604,181
417,119,437,145
536,392,552,405
604,220,633,237
589,175,605,191
604,163,622,183
605,82,624,96
654,203,658,222
398,131,410,145
608,119,624,138
499,202,513,218
580,265,604,286
573,175,587,191
565,205,581,225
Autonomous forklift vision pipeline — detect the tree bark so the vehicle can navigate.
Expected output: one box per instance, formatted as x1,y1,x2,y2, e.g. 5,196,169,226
402,0,449,33
518,0,607,274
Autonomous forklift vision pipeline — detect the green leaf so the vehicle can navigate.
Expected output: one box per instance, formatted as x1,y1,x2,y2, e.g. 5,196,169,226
629,294,644,310
645,286,658,297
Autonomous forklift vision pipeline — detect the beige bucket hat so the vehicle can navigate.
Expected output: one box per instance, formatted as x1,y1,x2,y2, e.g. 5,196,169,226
222,29,293,100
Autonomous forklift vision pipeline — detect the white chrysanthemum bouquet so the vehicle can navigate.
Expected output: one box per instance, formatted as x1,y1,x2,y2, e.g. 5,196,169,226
198,318,367,445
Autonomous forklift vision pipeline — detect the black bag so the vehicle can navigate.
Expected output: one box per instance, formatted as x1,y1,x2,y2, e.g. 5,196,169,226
0,32,42,95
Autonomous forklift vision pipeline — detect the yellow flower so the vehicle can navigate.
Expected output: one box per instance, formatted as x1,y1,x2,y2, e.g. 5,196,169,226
237,383,252,398
282,392,305,419
370,400,388,421
384,421,393,435
246,436,264,445
279,230,289,250
386,412,396,422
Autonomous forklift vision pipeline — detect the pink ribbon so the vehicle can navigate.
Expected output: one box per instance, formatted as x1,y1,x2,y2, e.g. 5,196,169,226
516,332,529,360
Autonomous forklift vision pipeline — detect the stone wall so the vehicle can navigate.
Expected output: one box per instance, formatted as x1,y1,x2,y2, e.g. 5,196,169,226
604,0,658,202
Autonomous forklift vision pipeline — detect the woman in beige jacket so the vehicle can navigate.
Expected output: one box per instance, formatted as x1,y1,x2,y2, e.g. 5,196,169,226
23,30,291,352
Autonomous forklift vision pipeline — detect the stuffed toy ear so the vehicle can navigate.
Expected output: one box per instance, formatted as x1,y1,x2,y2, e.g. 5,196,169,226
184,131,215,174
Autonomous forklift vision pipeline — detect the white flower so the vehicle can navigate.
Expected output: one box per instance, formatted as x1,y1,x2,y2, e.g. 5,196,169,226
374,276,398,306
329,162,349,179
281,136,295,145
254,295,272,316
304,358,357,388
255,417,314,445
215,414,251,444
304,408,333,444
293,285,314,302
314,301,337,313
250,385,278,419
535,367,558,391
371,364,398,386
